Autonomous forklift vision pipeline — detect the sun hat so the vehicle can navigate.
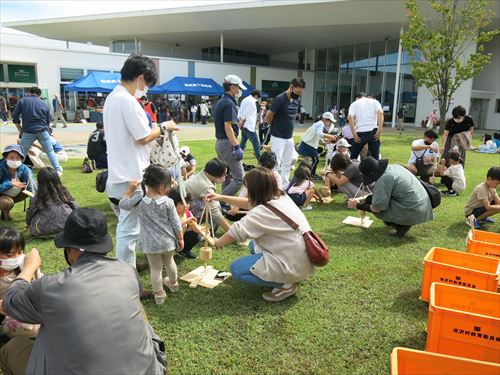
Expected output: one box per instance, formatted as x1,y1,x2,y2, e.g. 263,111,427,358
179,146,190,156
224,75,246,90
321,112,337,123
359,157,389,185
54,208,113,254
2,144,25,160
336,138,351,148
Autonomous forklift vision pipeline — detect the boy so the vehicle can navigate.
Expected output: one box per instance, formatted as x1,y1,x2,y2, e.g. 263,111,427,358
179,146,197,179
439,151,465,196
464,166,500,229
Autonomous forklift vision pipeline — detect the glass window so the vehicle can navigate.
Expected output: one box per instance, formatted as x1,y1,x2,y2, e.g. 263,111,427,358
353,43,370,97
60,68,84,82
383,39,400,122
368,41,387,103
325,47,340,112
339,45,354,110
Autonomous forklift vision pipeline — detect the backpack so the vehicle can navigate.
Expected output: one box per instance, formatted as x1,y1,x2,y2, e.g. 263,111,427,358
420,180,441,209
95,170,108,193
82,157,93,173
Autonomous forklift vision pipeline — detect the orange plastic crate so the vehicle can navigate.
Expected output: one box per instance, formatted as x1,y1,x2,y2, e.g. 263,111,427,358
420,247,499,302
467,229,500,260
390,347,500,374
426,283,500,363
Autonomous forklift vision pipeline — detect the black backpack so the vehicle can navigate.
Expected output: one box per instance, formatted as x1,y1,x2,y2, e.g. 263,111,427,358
95,170,108,193
420,180,441,209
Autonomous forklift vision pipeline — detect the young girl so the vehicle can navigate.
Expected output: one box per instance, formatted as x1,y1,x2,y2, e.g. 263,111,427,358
287,165,323,211
439,151,466,196
0,227,40,337
26,167,77,237
120,164,183,305
169,188,201,260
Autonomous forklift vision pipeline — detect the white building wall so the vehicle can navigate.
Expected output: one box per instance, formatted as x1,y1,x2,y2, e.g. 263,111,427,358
194,61,250,83
158,59,189,82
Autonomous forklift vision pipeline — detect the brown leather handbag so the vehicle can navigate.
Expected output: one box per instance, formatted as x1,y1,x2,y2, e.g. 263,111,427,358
264,203,329,267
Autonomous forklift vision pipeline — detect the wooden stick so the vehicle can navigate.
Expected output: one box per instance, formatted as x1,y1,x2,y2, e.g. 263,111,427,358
468,215,476,238
204,202,209,249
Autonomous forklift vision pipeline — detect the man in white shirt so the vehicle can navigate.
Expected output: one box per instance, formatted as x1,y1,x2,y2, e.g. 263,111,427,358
347,92,384,160
238,89,261,161
104,54,176,272
407,129,439,182
199,100,210,124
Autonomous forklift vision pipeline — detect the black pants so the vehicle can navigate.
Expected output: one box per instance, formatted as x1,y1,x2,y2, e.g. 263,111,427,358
259,126,270,145
201,115,206,124
349,129,380,160
310,155,319,175
441,175,454,191
181,231,201,253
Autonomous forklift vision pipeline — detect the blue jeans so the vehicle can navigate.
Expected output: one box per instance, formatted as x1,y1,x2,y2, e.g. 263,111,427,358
240,127,261,161
349,129,380,160
20,131,62,172
230,242,282,288
107,181,140,267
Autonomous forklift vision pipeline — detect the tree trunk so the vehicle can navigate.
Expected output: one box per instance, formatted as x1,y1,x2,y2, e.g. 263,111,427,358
438,100,447,135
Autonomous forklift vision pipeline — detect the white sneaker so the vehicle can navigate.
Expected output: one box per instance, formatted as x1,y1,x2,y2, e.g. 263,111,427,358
163,277,179,292
57,171,63,177
2,121,7,125
301,205,313,211
262,283,298,302
154,290,167,305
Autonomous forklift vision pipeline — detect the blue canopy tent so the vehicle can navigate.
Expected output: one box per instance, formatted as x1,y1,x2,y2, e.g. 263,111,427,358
64,72,121,92
149,76,224,96
242,81,269,97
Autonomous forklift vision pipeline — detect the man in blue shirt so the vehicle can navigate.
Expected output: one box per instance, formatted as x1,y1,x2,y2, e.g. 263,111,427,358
265,78,305,188
214,74,246,196
13,87,63,174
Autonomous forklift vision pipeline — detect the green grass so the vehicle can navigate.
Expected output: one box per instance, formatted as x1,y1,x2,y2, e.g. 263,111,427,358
4,132,499,374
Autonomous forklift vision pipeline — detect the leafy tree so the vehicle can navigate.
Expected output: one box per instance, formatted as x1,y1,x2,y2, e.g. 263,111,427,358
401,0,498,130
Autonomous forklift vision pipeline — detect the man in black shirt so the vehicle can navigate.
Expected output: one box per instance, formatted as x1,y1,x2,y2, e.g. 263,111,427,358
265,78,305,188
87,122,107,169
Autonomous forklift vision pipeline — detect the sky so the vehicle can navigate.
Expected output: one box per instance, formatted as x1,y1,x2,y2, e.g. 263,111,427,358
1,0,251,32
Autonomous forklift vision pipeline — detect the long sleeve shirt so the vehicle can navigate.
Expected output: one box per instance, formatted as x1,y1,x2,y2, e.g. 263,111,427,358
238,95,258,132
13,95,51,134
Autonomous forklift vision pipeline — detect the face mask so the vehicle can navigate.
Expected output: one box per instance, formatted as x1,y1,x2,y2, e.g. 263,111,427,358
424,140,432,145
234,89,242,100
134,80,149,99
0,254,25,271
6,160,22,169
290,90,300,100
214,177,226,184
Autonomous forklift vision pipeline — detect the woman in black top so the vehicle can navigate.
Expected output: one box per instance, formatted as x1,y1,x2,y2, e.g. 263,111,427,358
440,105,474,166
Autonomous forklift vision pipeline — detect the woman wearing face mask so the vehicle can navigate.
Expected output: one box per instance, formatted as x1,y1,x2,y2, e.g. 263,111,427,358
184,158,232,232
440,105,474,167
0,145,36,221
323,153,365,199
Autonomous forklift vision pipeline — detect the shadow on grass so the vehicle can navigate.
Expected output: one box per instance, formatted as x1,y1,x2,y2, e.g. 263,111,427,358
391,331,428,351
446,221,470,237
391,289,428,319
328,224,419,249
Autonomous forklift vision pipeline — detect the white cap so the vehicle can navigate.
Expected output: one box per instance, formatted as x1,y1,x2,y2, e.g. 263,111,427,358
179,146,190,156
336,138,351,148
322,112,336,123
224,75,246,90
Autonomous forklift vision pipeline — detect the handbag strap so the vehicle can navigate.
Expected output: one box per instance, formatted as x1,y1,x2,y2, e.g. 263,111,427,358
263,203,300,231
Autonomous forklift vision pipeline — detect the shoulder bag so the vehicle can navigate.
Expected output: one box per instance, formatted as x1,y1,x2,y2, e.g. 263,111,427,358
263,203,329,267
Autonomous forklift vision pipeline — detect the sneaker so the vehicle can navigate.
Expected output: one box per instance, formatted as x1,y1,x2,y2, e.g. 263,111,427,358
466,218,481,229
50,124,56,128
154,290,167,305
180,250,198,259
394,224,412,238
441,190,457,197
2,121,7,125
262,283,298,302
301,205,313,211
163,278,179,293
63,125,68,128
479,217,496,224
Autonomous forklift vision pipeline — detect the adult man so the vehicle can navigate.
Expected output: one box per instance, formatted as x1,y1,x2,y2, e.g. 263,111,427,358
171,97,181,122
200,100,210,125
238,89,261,161
0,208,166,375
87,121,107,169
104,54,176,270
214,74,246,196
347,92,384,160
348,157,434,237
0,94,8,125
51,93,67,128
266,78,305,188
407,130,439,182
13,87,63,174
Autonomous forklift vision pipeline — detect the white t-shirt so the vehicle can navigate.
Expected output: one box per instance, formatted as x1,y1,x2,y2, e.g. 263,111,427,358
238,95,258,132
301,120,326,149
408,139,438,164
103,85,151,183
443,164,466,193
348,97,383,132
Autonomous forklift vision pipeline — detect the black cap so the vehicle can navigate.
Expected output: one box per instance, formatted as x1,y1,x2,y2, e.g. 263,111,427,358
359,157,389,185
54,208,113,253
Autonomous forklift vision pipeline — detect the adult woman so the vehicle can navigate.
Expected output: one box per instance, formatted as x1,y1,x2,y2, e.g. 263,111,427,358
209,167,315,302
440,105,474,166
0,145,36,221
323,154,364,199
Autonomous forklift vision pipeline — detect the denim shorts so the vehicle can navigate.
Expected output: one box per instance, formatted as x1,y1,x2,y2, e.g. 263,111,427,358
288,192,306,206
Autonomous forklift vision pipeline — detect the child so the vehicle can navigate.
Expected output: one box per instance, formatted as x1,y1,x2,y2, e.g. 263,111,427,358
26,167,78,237
119,165,183,305
179,146,197,179
0,227,39,337
464,166,500,229
439,151,466,196
169,188,201,259
287,165,323,211
475,134,498,154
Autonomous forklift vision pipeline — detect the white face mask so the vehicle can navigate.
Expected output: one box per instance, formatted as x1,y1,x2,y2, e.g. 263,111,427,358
214,177,226,184
234,89,242,100
134,80,149,99
0,254,25,271
6,160,22,169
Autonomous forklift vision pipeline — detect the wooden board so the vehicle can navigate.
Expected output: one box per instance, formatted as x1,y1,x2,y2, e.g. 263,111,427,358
196,224,216,246
180,266,231,289
310,196,333,204
342,215,373,228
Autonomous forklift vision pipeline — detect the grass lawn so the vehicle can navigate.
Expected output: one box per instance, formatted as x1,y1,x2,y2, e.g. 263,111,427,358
4,131,499,374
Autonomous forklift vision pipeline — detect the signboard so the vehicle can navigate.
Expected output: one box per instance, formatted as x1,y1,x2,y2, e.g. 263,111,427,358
8,64,36,83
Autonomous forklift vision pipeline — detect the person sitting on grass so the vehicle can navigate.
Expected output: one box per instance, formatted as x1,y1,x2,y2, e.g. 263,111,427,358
286,165,323,211
464,166,500,229
209,167,315,302
169,188,201,260
348,157,434,237
407,130,439,183
474,134,498,154
179,146,197,179
26,167,78,237
323,154,364,199
0,145,36,222
438,151,465,196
